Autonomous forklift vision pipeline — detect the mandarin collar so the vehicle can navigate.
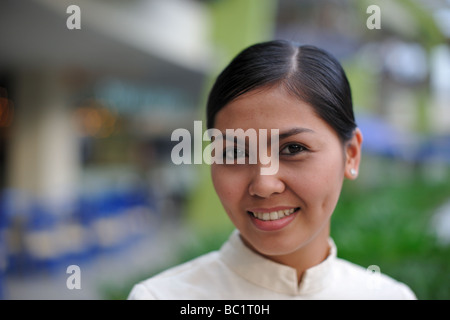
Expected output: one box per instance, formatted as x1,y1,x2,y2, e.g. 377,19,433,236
219,230,337,296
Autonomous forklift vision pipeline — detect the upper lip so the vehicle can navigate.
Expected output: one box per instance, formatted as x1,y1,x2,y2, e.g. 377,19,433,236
247,206,299,213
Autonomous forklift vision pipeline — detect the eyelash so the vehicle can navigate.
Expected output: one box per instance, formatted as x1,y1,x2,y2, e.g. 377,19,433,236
222,143,309,160
280,143,309,156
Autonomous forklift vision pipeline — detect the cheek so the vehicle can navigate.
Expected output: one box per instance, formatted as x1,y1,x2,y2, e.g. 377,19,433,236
285,154,345,211
211,165,246,213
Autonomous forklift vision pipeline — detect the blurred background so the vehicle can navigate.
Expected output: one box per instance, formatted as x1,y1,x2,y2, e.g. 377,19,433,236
0,0,449,300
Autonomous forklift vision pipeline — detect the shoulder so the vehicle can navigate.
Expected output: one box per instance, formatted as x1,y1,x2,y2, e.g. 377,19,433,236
127,250,228,300
330,258,417,300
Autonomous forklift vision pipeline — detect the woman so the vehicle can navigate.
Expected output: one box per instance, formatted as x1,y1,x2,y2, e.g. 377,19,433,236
128,40,416,299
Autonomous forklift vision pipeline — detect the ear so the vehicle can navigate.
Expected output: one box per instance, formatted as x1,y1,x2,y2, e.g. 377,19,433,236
344,128,363,180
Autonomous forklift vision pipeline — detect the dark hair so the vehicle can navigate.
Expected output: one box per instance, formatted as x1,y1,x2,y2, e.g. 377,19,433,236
206,40,357,142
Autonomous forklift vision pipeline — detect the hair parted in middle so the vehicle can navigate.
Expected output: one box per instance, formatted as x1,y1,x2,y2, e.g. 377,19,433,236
206,39,357,143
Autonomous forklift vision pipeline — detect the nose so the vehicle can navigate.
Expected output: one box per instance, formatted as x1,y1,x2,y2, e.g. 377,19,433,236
248,168,285,198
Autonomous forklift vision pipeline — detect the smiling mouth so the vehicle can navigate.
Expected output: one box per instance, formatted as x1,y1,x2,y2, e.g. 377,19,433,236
247,207,300,221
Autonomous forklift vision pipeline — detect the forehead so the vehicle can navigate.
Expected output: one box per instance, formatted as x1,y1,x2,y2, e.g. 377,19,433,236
214,86,328,132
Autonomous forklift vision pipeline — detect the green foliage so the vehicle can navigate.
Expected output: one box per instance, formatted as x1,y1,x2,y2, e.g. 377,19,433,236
332,162,450,299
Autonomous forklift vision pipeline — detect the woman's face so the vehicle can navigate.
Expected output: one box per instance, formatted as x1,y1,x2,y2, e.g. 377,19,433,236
211,85,362,259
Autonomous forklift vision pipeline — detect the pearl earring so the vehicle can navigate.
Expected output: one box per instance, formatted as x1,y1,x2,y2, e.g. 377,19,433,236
350,169,357,176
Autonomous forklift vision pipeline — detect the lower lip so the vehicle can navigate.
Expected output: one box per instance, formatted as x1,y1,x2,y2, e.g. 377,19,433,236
249,210,298,232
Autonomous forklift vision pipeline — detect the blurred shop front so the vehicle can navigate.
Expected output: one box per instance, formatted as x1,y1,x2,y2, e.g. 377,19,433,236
0,0,210,298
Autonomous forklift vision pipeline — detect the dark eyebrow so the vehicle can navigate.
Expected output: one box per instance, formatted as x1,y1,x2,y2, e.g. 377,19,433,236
217,127,315,143
278,127,315,140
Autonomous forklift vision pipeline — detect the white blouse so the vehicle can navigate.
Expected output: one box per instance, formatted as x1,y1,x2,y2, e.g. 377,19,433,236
128,230,416,300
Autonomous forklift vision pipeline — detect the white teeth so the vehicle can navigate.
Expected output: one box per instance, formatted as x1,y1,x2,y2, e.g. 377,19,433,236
251,208,297,221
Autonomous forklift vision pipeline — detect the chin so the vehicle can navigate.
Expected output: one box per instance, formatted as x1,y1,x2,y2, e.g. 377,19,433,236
244,229,312,257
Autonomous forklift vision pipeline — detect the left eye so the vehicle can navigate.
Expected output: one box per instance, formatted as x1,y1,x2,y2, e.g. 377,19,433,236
280,144,307,155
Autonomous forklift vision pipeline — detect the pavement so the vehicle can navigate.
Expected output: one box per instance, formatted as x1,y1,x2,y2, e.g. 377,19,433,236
3,222,189,300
